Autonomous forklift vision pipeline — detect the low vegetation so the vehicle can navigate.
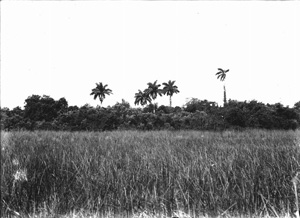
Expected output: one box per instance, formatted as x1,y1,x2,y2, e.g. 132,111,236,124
1,130,300,217
1,95,300,131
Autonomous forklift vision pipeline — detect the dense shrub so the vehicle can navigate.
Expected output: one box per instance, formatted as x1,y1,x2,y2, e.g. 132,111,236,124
1,96,299,131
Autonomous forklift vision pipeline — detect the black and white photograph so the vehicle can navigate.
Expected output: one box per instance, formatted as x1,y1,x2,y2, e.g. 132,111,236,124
1,1,300,218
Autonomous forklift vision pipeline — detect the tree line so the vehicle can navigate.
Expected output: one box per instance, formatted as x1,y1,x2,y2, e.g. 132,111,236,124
1,94,299,131
90,68,225,108
1,69,299,131
90,80,179,108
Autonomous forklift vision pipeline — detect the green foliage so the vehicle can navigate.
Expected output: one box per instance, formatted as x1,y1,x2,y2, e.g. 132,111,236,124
215,68,229,81
1,130,300,216
162,80,180,107
294,101,300,112
24,95,67,122
134,90,152,107
184,98,218,113
146,80,163,101
1,96,299,131
90,82,113,105
215,68,229,105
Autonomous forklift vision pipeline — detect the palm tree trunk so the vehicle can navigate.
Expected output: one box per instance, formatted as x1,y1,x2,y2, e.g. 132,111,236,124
99,97,102,108
169,95,172,107
223,84,227,106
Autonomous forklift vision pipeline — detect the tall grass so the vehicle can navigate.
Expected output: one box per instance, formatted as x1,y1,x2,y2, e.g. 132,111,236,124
1,130,300,217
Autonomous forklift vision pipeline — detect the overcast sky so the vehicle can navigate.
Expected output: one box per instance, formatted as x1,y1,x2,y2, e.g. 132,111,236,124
1,1,300,109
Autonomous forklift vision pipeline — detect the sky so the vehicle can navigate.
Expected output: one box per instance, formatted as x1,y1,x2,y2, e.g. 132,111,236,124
1,1,300,109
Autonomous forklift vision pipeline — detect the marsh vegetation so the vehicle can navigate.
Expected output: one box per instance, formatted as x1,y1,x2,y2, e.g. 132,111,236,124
1,130,300,217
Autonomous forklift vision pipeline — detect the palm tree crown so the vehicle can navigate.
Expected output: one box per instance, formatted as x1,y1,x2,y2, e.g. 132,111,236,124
90,82,113,105
215,68,229,105
134,89,152,106
146,80,163,101
162,80,180,107
215,68,229,81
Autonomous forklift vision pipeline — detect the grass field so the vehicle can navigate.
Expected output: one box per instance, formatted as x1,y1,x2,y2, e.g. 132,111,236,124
1,130,300,218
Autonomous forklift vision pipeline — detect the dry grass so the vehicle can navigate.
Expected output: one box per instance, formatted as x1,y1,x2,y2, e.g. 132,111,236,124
8,210,297,218
1,131,11,151
1,130,300,217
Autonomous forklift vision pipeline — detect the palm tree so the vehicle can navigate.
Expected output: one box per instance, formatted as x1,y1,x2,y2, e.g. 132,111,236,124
162,80,180,107
146,80,163,102
146,80,163,112
215,68,229,105
134,89,152,107
90,82,113,106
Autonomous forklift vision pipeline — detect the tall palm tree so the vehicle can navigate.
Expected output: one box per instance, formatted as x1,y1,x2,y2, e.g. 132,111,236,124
215,68,229,105
146,80,163,112
134,89,152,107
146,80,163,102
162,80,180,107
90,82,113,106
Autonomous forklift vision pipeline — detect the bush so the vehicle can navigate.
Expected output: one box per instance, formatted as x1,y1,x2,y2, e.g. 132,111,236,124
1,95,299,131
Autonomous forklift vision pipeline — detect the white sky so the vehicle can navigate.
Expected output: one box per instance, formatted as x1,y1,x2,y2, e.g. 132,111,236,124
1,1,300,109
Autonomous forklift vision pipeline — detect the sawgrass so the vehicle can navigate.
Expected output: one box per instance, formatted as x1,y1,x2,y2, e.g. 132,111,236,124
1,130,300,217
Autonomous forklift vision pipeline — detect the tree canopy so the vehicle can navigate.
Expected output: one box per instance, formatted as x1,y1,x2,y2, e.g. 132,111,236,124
1,95,299,131
90,82,113,105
